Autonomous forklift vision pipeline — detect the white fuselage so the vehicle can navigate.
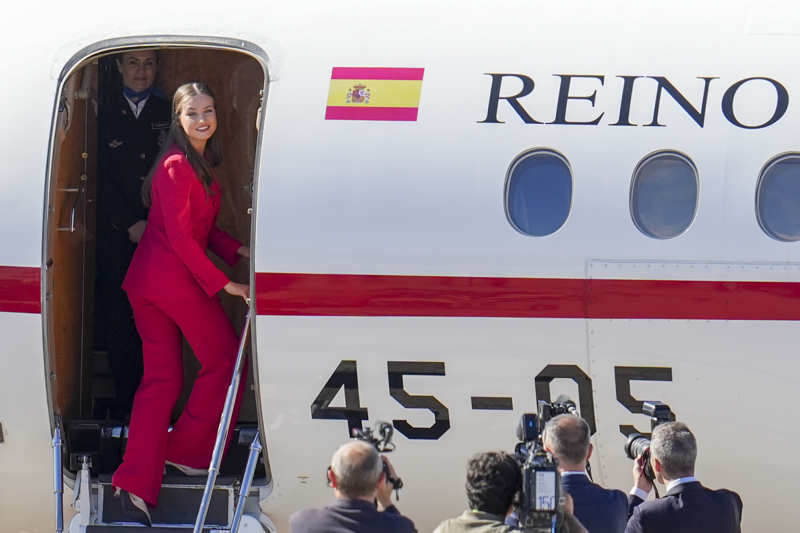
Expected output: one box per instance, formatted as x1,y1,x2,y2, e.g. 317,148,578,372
2,1,799,531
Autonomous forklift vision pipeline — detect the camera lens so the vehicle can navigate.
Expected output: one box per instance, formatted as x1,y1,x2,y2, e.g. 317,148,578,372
624,433,651,460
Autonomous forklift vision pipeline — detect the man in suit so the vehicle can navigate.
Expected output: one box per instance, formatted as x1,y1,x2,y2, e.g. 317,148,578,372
290,440,416,533
543,415,628,533
97,49,170,419
626,422,742,533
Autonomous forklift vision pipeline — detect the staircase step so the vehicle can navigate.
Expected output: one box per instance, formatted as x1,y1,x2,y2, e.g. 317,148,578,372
99,475,235,527
87,527,217,532
65,421,125,473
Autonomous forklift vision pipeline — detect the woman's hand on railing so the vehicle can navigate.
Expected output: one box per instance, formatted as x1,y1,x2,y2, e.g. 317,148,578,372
224,281,250,302
236,246,250,259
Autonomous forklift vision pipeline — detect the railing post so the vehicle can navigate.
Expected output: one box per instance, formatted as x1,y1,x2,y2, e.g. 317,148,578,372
193,309,251,533
53,424,64,533
78,455,92,525
230,431,262,533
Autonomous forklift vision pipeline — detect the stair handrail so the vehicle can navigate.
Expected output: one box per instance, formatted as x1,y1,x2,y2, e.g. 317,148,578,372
230,431,262,533
193,308,252,533
52,421,64,533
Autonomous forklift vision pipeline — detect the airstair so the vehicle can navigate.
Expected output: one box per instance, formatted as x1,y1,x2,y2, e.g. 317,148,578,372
53,311,274,533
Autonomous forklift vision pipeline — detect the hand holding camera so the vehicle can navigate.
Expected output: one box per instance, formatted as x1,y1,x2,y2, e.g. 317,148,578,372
624,401,675,498
632,454,654,495
376,456,400,510
352,421,404,501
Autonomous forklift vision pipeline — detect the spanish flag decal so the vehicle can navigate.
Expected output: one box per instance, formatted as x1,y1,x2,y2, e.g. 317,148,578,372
325,67,425,121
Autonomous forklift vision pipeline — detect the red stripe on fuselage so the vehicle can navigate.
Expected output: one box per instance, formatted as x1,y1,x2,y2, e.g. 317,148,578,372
255,272,800,320
2,269,797,320
0,266,40,314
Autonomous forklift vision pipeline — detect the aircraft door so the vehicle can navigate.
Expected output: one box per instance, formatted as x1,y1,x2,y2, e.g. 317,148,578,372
44,61,99,421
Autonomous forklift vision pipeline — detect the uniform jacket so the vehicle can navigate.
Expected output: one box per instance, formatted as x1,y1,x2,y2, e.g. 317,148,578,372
98,89,170,235
123,146,241,299
625,481,742,533
434,510,518,533
438,510,587,533
289,498,417,533
561,473,627,533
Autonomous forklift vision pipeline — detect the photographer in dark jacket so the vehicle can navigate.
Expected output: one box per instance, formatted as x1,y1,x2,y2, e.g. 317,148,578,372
543,415,627,533
290,440,416,533
96,49,170,419
626,422,742,533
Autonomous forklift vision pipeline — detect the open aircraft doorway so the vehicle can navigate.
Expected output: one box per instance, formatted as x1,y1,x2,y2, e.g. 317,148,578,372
42,37,271,530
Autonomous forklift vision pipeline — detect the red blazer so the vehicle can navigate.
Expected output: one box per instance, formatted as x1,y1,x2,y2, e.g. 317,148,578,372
123,146,241,300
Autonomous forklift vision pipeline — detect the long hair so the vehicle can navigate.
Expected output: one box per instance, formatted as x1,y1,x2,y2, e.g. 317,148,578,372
142,82,222,206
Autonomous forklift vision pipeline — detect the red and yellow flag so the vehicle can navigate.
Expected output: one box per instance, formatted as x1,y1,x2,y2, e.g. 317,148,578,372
325,67,425,121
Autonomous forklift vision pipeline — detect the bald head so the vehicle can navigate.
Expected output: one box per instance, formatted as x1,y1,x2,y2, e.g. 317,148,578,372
544,414,592,468
330,440,383,499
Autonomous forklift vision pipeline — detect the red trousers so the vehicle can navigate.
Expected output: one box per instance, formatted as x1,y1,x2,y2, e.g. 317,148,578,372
111,288,247,507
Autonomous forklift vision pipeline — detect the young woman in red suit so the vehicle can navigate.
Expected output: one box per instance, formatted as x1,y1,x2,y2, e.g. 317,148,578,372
111,82,251,525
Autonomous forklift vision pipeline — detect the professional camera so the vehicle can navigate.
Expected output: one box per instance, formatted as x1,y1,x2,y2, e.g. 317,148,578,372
537,394,579,422
623,401,675,496
352,420,404,498
513,395,580,532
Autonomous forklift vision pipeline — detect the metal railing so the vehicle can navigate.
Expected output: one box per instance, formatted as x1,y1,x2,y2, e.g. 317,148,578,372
53,424,64,533
230,431,262,533
193,309,252,533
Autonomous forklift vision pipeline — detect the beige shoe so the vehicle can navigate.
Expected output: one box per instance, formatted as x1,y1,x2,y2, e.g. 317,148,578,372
165,460,207,476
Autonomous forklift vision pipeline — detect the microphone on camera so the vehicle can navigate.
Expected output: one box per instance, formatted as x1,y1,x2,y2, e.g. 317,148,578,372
554,394,578,416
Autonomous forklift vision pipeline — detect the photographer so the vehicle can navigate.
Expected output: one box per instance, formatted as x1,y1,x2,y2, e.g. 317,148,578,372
433,451,588,533
626,422,742,533
289,440,416,533
543,415,627,533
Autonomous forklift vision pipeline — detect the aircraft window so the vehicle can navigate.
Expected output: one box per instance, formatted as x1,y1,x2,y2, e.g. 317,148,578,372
757,153,800,241
630,151,698,239
505,149,572,236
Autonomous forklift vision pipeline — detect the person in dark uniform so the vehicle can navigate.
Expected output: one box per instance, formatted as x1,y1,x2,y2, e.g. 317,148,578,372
96,49,170,419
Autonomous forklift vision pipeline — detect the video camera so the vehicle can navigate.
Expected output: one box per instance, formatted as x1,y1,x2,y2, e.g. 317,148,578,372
352,420,404,498
623,401,675,497
513,395,580,532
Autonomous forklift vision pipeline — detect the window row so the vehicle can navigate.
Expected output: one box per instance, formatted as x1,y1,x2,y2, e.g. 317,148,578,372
505,149,800,242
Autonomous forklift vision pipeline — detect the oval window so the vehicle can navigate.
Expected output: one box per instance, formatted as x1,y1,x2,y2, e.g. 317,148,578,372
506,150,572,236
757,154,800,241
630,151,698,239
